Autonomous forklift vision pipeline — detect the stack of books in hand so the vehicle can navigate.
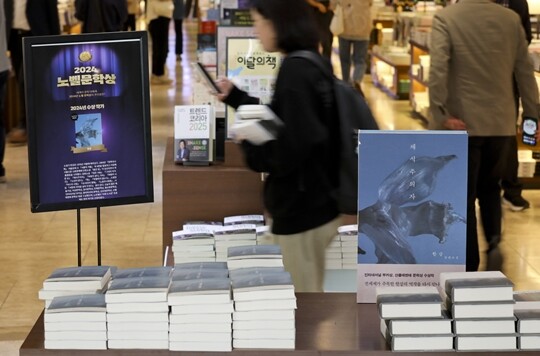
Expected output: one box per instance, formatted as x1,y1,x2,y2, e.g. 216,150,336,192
441,271,517,352
512,289,540,350
213,224,257,262
171,228,216,264
226,244,284,270
39,266,114,308
337,224,358,270
44,294,107,350
105,267,172,350
376,286,453,352
230,267,296,349
168,262,233,352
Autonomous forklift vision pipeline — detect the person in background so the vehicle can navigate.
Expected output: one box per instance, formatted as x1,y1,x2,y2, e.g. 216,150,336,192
0,0,10,182
330,0,371,94
215,0,341,292
4,0,60,145
75,0,128,33
496,0,533,211
173,0,184,61
184,0,198,18
146,0,173,85
306,0,333,59
124,0,139,31
428,0,540,272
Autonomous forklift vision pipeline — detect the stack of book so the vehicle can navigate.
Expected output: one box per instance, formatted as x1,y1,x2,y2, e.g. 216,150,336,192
514,290,540,350
226,244,284,271
214,224,257,262
337,224,358,270
171,229,216,264
325,234,342,270
39,266,114,308
44,294,107,350
255,225,272,245
168,263,233,352
230,267,296,349
376,286,453,352
441,271,517,352
105,267,172,350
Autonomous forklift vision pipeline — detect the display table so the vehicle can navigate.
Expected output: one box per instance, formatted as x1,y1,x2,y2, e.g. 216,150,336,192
20,293,534,355
162,137,265,255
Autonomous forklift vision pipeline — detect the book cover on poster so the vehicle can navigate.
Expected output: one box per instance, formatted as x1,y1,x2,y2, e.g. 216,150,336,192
357,130,468,303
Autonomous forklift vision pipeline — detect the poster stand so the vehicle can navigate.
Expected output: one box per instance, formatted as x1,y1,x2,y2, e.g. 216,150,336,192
75,207,102,267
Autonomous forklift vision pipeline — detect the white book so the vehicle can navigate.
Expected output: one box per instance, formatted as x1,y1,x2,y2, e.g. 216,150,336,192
173,261,228,270
171,268,228,281
213,224,257,241
106,276,170,294
453,318,516,335
516,309,540,333
44,330,106,341
169,312,232,324
519,335,540,350
234,298,297,312
172,229,214,242
38,288,103,301
445,276,514,302
439,271,505,292
514,290,540,310
172,244,215,252
455,334,517,351
169,341,232,352
215,240,257,250
233,309,295,321
227,244,281,260
383,314,452,335
233,338,294,349
108,339,168,349
170,302,234,314
451,301,515,319
107,330,169,340
169,322,232,333
233,288,296,302
182,220,223,231
231,271,292,291
106,312,169,323
106,301,169,313
169,331,232,342
376,287,443,319
233,319,295,330
43,266,113,291
44,321,106,331
173,250,216,258
230,105,283,145
44,340,107,350
227,258,284,270
44,311,106,323
174,256,216,263
233,329,295,340
223,214,265,226
388,334,454,352
105,291,168,303
106,321,169,331
229,266,286,279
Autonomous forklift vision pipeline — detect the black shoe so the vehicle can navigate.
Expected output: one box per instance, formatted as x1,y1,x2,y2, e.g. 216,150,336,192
486,247,504,271
502,194,530,211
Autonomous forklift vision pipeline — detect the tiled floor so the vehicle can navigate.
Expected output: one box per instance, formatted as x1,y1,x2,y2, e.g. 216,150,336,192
1,20,540,354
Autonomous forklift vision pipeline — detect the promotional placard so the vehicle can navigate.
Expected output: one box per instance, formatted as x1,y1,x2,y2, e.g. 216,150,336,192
225,37,281,137
357,130,468,303
24,32,153,213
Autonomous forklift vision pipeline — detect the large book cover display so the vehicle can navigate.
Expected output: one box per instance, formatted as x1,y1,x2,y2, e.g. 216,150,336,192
24,32,153,212
357,130,468,303
173,105,215,164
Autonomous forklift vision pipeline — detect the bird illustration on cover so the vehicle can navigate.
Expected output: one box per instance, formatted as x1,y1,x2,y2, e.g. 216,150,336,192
358,155,465,264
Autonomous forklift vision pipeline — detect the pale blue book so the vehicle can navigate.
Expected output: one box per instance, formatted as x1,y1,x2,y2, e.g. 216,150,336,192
46,266,114,282
231,271,293,291
229,266,285,280
174,262,228,270
47,294,106,313
169,278,231,295
112,266,172,279
171,268,229,281
107,276,171,294
227,244,282,260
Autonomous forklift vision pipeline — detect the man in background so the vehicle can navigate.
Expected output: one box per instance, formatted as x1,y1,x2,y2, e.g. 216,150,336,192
4,0,60,144
496,0,533,211
428,0,540,272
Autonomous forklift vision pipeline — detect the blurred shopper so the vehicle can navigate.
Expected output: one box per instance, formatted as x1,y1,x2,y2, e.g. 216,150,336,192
124,0,139,31
173,0,184,61
4,0,60,145
146,0,173,85
330,0,371,94
496,0,533,211
185,0,198,18
0,0,10,182
428,0,540,272
75,0,128,33
306,0,333,59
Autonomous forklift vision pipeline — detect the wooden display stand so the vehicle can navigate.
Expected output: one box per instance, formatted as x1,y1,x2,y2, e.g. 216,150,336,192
20,293,535,355
370,51,410,100
162,137,265,256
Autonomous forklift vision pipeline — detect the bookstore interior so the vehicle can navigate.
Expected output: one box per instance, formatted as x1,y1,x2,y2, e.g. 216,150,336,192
2,0,540,355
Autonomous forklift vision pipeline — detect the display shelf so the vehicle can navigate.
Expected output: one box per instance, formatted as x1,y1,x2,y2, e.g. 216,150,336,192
409,40,430,122
517,132,540,189
370,51,410,100
20,293,536,355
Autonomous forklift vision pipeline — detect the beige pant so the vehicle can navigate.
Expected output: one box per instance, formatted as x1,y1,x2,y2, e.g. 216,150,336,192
269,216,342,292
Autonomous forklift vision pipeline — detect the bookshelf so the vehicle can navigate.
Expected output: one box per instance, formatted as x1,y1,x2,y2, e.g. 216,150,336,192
370,51,410,100
409,40,430,122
